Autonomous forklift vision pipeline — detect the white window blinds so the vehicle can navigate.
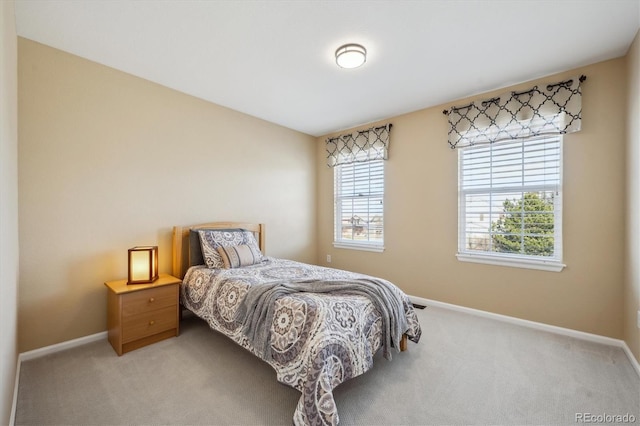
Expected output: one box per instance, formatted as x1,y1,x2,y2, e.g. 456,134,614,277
334,159,384,250
458,135,563,269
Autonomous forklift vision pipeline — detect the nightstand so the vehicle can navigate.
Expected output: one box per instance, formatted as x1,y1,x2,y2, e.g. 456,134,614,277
105,273,181,356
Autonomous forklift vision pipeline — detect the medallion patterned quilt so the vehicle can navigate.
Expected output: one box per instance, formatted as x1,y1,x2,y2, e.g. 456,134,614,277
180,257,422,425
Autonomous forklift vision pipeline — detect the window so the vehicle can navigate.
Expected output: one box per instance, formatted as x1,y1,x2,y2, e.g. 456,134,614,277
327,124,390,251
334,159,384,251
457,135,564,271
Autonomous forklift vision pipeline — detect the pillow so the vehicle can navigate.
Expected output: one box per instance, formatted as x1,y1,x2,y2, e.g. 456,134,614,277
198,229,263,269
217,244,263,269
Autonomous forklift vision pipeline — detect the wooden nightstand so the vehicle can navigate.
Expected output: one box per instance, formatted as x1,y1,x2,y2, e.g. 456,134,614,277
105,273,181,356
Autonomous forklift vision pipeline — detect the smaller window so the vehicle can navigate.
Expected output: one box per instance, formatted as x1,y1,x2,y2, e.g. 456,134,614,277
334,160,384,252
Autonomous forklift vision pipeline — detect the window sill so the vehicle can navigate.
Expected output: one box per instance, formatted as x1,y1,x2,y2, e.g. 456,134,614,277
333,241,384,253
456,252,565,272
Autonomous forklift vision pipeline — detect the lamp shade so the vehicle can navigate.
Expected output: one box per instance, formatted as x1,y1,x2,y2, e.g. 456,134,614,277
127,246,158,284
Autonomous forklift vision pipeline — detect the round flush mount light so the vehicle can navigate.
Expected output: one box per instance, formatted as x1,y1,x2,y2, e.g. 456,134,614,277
335,43,367,69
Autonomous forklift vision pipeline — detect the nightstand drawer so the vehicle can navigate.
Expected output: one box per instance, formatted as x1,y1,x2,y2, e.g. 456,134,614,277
122,305,177,343
122,285,177,317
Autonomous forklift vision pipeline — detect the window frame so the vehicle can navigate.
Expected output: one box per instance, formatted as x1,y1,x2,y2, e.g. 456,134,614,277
333,159,385,252
456,135,565,272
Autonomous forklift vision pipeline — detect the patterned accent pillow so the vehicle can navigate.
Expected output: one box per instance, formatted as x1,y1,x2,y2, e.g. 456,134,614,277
198,229,263,269
216,244,262,269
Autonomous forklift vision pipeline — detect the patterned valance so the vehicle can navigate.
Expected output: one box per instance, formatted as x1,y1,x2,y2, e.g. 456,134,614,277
326,124,391,167
445,75,585,149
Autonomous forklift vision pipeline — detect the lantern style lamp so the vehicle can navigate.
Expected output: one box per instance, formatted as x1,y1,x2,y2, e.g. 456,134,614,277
127,246,158,284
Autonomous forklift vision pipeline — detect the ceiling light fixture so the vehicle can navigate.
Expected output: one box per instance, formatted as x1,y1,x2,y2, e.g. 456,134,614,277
335,43,367,69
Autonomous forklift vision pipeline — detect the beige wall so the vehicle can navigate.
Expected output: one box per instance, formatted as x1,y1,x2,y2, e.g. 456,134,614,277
1,0,19,423
625,29,640,363
18,38,317,352
317,58,627,339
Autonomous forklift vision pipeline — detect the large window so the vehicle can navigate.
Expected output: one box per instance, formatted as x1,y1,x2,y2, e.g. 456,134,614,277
334,159,384,251
457,135,564,271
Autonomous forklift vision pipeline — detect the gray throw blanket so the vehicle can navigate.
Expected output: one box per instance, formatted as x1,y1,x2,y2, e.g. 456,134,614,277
234,278,409,362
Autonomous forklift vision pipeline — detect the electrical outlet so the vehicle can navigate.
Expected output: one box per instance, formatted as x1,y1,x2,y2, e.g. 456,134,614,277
326,255,331,263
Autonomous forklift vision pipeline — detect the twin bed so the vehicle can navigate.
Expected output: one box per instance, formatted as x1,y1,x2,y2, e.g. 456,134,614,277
171,221,422,426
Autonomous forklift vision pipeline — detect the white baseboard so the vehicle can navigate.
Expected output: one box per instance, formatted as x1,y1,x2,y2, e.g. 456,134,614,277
410,295,640,379
9,356,20,426
621,340,640,379
19,331,107,362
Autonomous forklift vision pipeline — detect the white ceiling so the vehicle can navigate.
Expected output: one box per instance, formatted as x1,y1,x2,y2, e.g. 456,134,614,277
14,0,640,137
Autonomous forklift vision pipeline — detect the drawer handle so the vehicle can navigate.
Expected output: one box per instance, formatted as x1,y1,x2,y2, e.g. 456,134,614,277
149,297,155,303
149,320,155,326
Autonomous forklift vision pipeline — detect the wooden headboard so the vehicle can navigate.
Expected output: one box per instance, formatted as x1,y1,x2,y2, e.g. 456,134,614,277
172,221,265,279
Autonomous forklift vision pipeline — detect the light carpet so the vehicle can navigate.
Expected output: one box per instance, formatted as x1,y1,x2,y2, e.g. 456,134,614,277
15,306,640,425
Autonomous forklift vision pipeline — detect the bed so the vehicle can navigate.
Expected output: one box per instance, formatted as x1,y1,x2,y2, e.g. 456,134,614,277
172,221,422,425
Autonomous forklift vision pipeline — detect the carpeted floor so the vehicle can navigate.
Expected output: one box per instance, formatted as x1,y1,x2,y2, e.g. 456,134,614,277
15,306,640,425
